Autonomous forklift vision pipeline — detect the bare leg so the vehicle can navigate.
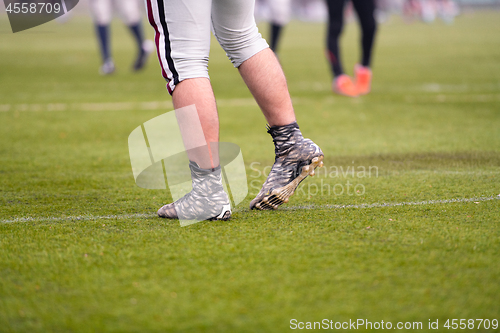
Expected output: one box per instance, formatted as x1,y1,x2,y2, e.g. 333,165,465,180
238,48,296,127
158,80,229,221
171,48,294,167
171,78,219,169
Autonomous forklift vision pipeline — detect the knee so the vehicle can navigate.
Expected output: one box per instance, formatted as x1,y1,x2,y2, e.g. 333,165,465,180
174,55,210,79
215,26,269,68
161,54,209,95
360,17,377,36
328,20,344,37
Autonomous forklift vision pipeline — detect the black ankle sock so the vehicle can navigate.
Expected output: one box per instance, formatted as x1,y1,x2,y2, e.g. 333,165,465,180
267,122,303,157
267,121,299,133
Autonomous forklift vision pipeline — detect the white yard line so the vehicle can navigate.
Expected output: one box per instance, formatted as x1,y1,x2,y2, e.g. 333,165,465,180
282,195,500,211
1,196,498,224
2,92,499,113
0,98,258,113
1,213,156,224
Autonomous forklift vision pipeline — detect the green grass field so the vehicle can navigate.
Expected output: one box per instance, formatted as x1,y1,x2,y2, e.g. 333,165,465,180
1,9,500,332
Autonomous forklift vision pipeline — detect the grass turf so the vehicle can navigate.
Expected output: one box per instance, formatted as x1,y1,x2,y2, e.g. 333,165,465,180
1,9,500,332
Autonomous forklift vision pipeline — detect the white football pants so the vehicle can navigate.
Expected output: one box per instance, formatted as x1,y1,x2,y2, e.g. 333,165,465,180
145,0,269,94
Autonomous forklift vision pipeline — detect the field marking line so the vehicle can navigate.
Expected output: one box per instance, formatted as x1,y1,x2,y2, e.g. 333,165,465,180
1,196,498,224
1,213,155,224
404,94,500,103
2,93,499,113
0,98,258,113
282,195,500,211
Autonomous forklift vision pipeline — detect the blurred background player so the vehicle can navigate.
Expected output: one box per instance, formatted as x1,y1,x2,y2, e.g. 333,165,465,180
267,0,292,53
403,0,459,24
89,0,153,75
255,0,327,53
326,0,378,96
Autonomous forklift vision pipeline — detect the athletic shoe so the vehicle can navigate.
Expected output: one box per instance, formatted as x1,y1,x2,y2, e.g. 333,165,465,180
99,58,115,75
157,161,231,221
333,74,358,97
250,122,324,210
354,64,372,95
133,40,154,71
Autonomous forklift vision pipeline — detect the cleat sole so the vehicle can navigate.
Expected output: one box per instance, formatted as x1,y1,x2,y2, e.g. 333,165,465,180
254,155,324,210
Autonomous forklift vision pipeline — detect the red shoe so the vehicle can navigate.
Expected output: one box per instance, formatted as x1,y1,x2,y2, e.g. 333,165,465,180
333,74,358,97
355,65,372,95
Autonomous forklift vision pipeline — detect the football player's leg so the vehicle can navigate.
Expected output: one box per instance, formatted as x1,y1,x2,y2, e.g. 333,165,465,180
145,0,218,168
326,0,358,96
352,0,377,68
326,0,346,78
212,0,293,126
89,0,114,74
268,0,292,53
145,0,230,220
239,49,296,126
212,0,324,210
352,0,377,94
240,50,325,209
120,0,152,71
